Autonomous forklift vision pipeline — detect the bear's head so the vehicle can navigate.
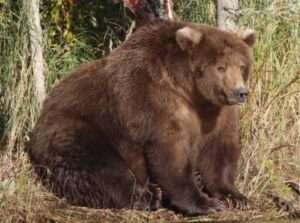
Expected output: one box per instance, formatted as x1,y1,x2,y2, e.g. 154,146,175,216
176,24,255,106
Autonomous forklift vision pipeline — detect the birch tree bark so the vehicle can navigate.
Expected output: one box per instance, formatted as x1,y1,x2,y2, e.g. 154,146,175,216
215,0,240,31
25,0,46,110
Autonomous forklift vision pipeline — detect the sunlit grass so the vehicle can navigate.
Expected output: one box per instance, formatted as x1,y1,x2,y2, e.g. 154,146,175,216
238,0,300,200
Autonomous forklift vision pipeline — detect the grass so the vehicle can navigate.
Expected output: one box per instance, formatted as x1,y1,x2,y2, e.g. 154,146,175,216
0,0,300,222
238,0,300,200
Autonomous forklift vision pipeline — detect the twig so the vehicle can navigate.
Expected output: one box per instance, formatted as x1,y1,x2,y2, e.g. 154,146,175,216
270,144,296,153
285,181,300,196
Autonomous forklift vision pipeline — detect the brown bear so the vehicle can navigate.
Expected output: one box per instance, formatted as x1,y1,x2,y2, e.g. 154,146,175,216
28,19,255,216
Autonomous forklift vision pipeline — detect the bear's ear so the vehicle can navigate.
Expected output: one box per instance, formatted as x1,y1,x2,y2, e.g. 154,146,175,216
241,29,256,47
176,27,204,51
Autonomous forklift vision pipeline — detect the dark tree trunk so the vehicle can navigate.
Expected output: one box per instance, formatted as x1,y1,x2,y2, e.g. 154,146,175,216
123,0,175,26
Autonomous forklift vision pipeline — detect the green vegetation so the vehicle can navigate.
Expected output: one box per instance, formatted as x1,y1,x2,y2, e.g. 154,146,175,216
0,0,299,222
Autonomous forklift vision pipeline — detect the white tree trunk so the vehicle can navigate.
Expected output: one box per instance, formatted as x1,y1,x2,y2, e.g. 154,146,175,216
25,0,46,110
216,0,240,31
160,0,175,20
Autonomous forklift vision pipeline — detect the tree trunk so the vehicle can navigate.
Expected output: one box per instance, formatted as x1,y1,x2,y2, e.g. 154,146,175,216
216,0,240,31
123,0,175,26
25,0,46,110
160,0,175,20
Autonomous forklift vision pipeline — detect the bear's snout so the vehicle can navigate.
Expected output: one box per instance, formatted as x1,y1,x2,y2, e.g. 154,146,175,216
232,87,249,104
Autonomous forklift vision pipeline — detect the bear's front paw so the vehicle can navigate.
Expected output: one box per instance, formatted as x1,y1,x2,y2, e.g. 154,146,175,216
180,204,217,216
227,193,251,210
170,198,218,216
205,197,226,212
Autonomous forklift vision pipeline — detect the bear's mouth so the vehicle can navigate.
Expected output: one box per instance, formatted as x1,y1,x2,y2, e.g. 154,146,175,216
220,91,246,106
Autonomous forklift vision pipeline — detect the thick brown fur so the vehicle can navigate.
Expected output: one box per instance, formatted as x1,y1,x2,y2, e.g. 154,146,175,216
28,19,255,215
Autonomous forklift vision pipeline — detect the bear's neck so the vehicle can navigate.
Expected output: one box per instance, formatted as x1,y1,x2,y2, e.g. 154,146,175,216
197,102,223,134
161,52,196,104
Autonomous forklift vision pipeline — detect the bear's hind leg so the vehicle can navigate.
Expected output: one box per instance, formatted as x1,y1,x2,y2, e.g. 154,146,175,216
30,118,155,210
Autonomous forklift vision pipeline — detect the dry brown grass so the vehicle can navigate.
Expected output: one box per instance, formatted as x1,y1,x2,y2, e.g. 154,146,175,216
0,154,294,223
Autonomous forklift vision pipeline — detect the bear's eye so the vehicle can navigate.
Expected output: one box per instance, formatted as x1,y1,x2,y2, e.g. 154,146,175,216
240,65,246,73
217,65,226,73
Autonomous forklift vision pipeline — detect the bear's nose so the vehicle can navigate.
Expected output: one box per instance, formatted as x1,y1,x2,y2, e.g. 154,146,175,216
233,87,249,102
